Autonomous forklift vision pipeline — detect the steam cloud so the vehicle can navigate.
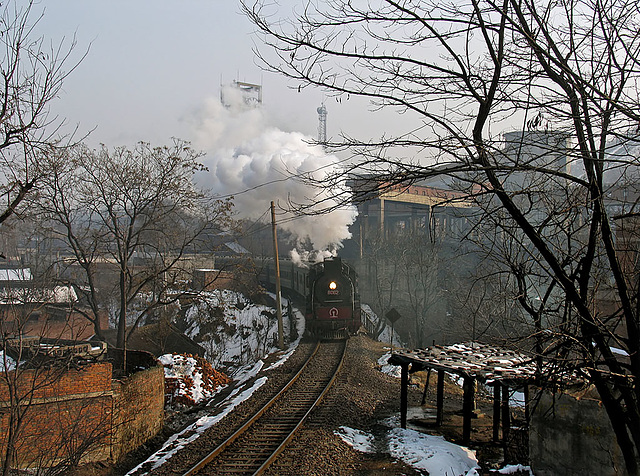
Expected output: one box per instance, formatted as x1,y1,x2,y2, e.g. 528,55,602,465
191,92,357,262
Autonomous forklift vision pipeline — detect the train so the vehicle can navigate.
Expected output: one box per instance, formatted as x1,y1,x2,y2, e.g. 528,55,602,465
260,256,361,339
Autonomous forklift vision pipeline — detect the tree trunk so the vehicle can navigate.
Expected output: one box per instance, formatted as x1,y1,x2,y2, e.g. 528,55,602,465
116,266,127,349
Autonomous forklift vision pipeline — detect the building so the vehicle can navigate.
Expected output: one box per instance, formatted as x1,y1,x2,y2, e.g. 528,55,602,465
347,177,475,257
0,267,106,341
221,80,262,109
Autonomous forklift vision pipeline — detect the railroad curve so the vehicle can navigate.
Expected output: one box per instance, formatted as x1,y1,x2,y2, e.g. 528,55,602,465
184,339,347,476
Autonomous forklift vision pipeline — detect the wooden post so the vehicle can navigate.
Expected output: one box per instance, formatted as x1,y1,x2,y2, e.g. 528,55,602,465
270,202,284,350
390,321,395,352
380,198,385,236
493,383,501,442
462,376,475,444
502,383,510,445
400,363,409,429
436,369,444,426
523,384,530,425
421,368,432,405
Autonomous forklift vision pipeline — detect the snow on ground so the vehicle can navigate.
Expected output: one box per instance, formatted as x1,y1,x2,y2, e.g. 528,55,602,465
497,465,535,475
183,290,303,369
388,428,480,476
131,292,532,475
336,422,481,475
377,352,402,379
126,353,275,475
336,417,536,476
367,352,535,475
159,353,229,405
361,304,402,346
0,351,16,371
126,375,269,475
130,337,305,473
126,291,304,475
335,426,377,453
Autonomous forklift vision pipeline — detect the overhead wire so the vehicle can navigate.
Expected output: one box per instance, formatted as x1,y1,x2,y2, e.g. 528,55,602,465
235,203,343,242
206,149,358,201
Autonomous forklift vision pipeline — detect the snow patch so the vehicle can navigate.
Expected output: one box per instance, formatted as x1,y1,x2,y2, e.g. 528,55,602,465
377,353,402,379
337,424,481,476
335,426,376,453
388,428,480,476
497,464,535,475
0,351,16,371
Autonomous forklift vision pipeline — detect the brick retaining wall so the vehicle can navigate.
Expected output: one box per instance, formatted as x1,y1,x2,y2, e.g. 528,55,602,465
112,363,165,460
0,351,164,470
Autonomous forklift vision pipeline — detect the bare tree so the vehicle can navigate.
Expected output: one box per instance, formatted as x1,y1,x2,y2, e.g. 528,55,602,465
35,140,235,348
0,301,110,474
0,0,83,234
400,235,444,348
360,229,446,346
244,0,640,471
359,229,403,339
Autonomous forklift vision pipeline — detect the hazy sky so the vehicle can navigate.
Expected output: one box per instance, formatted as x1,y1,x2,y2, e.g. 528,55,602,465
38,0,367,252
38,1,388,149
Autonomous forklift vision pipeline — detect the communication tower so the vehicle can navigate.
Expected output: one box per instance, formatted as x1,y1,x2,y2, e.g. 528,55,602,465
317,103,327,144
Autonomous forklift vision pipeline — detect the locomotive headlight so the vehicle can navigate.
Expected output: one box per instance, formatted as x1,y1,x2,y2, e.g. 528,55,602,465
329,281,337,290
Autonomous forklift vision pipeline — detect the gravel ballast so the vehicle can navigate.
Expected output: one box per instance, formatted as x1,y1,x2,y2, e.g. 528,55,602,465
85,334,514,476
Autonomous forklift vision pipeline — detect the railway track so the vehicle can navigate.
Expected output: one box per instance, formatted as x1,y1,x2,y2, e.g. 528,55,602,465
183,339,347,476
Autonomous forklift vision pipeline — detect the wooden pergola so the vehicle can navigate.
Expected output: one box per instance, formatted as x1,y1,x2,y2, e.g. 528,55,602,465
388,342,537,445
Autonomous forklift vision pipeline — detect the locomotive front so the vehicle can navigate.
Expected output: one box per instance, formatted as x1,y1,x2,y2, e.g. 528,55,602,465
307,257,360,339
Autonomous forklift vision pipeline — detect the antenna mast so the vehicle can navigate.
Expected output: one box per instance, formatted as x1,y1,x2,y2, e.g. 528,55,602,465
317,103,327,144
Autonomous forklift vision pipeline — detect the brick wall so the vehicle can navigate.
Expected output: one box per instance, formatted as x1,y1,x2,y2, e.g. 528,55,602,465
0,362,114,469
0,352,165,470
111,364,165,460
0,362,112,402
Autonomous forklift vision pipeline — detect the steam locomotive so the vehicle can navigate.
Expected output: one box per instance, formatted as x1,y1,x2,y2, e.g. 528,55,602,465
261,256,361,339
306,257,361,339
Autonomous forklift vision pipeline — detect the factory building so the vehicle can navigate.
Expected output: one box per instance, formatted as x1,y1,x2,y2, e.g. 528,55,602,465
346,177,476,258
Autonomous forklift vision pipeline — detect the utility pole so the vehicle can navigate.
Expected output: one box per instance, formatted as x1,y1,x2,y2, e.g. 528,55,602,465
271,201,284,349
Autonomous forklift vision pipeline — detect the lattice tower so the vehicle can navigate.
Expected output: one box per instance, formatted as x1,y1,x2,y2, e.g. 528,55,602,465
317,104,327,144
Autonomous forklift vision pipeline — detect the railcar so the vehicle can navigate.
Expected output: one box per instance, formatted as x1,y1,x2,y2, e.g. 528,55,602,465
305,257,361,339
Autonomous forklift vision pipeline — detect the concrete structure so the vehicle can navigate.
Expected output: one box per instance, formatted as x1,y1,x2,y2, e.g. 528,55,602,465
347,178,475,257
530,389,627,475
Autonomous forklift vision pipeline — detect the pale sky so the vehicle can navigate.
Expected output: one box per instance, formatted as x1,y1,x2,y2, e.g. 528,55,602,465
37,0,376,250
38,1,381,149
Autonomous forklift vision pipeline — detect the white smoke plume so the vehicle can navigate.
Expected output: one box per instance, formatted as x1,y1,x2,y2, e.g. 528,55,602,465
191,93,357,258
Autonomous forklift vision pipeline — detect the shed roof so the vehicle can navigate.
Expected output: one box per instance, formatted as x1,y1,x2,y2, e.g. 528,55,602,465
389,342,537,383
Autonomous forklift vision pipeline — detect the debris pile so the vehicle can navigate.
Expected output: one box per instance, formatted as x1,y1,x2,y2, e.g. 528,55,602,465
160,353,230,406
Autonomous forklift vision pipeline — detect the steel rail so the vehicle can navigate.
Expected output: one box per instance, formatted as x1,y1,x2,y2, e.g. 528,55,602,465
253,340,347,475
183,340,346,476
